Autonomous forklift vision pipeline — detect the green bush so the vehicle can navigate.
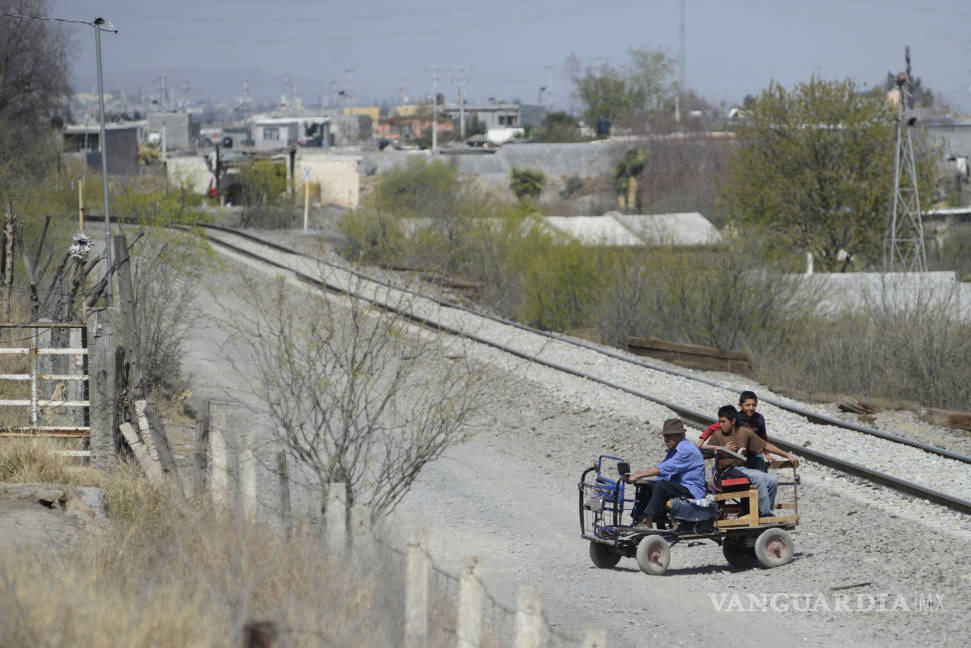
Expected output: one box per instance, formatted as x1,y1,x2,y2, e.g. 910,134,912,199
509,167,546,203
516,236,602,330
338,207,407,265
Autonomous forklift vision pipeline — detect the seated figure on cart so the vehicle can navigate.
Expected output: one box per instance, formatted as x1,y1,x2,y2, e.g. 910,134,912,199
625,418,706,529
705,405,799,518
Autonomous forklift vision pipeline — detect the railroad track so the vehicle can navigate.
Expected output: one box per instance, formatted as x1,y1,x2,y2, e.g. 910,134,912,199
197,224,971,515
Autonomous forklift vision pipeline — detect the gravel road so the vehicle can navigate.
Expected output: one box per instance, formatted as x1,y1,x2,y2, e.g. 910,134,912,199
184,229,971,648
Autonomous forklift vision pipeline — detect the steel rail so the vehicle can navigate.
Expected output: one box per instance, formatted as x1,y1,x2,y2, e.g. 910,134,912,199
200,223,971,466
200,227,971,516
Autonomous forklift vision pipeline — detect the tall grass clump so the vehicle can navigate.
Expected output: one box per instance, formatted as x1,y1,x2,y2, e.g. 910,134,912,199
764,289,971,410
0,441,499,647
594,243,819,355
0,438,71,484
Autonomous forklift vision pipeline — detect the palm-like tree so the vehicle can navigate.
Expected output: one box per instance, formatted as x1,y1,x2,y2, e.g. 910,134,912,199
613,148,647,212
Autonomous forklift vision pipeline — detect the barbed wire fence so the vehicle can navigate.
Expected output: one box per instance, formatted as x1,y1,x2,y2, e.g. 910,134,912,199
204,403,608,647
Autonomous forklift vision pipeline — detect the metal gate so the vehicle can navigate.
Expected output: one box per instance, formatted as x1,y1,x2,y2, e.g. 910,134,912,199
0,322,89,452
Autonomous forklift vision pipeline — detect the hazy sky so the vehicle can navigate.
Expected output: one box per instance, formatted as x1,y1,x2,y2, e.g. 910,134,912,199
50,0,971,113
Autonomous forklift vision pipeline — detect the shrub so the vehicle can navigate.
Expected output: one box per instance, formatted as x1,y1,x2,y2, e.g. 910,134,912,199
515,234,604,330
764,289,971,410
509,167,546,203
594,244,818,354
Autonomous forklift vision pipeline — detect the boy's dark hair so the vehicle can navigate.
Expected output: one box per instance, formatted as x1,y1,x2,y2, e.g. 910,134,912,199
739,390,758,404
717,405,738,422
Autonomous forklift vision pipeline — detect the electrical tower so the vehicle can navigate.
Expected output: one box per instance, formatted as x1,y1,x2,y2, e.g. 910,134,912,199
884,47,927,273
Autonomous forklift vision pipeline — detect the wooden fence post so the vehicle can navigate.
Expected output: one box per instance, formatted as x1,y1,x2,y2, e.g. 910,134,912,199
277,451,291,535
325,482,347,555
240,438,257,519
192,406,209,497
1,202,15,320
581,627,607,648
405,528,429,648
87,307,120,468
456,556,483,648
349,505,370,547
514,586,542,648
209,402,229,506
111,233,143,399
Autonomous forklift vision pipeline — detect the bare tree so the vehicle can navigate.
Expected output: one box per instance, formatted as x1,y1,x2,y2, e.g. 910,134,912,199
0,0,73,191
130,230,205,395
233,271,482,521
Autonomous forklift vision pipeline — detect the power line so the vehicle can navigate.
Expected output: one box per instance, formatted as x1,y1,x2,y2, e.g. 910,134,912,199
738,0,968,40
844,0,971,19
119,0,638,43
107,0,534,25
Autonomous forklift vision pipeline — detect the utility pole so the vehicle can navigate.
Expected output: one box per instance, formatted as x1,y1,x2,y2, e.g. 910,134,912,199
545,64,554,110
160,74,168,112
431,67,439,153
884,46,927,273
676,0,685,123
242,79,249,114
180,79,189,112
94,17,114,306
344,68,354,107
457,68,466,139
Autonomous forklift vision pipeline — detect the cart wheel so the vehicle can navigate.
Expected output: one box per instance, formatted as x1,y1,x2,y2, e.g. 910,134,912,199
636,535,670,575
589,541,621,568
754,528,794,568
722,541,757,569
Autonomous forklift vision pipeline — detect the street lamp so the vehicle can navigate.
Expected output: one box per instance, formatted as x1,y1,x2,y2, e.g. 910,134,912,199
93,17,117,305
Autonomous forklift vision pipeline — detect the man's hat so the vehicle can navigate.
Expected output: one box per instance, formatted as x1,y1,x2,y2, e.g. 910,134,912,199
662,418,686,435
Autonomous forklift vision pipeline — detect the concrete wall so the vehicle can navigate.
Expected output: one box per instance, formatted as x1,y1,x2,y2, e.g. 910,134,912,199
798,271,970,321
167,151,360,209
364,140,633,189
295,151,360,209
167,156,213,194
928,124,971,157
147,112,198,150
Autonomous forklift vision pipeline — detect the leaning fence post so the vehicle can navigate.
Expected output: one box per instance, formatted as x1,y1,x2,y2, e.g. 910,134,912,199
277,451,291,535
514,585,542,648
405,528,429,648
581,627,607,648
456,556,483,648
325,482,347,555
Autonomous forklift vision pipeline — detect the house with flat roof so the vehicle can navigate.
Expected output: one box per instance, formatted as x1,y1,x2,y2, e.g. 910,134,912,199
62,122,141,175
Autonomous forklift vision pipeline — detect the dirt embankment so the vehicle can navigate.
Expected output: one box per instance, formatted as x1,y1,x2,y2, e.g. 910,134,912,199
0,483,107,554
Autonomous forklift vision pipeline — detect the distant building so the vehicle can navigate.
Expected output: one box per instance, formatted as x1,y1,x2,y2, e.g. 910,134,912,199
252,117,300,151
376,114,453,141
146,112,200,150
440,104,521,129
519,104,550,128
62,123,140,175
250,116,330,151
343,106,380,124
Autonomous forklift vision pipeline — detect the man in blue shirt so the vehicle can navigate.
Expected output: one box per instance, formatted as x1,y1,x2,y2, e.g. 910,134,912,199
625,418,706,529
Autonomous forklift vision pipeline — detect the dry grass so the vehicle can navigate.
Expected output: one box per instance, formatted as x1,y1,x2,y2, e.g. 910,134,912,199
0,440,490,647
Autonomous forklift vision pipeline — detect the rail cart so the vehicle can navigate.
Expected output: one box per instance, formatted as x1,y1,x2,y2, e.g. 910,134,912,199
578,450,799,575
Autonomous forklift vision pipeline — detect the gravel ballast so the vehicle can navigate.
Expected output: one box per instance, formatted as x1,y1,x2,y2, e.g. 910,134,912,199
189,230,971,648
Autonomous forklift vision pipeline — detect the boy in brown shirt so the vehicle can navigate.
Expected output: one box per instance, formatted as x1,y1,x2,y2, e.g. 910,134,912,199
704,405,798,517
